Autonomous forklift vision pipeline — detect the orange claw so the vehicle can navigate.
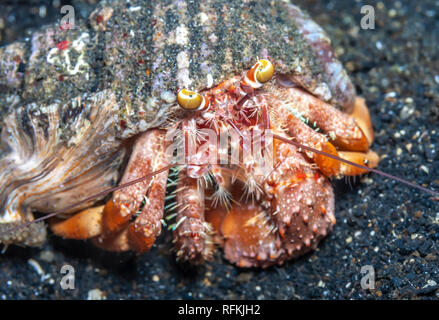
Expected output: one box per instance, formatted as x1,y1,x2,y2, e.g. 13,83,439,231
50,205,104,240
351,97,374,146
338,150,380,176
93,227,130,252
313,141,340,177
206,201,278,268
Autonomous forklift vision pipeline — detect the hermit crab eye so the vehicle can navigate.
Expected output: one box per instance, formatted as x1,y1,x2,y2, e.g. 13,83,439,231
177,89,207,111
243,59,275,89
255,59,274,84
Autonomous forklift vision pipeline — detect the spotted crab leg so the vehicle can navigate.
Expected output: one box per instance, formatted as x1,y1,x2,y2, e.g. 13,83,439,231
93,158,169,253
102,130,166,234
205,169,282,268
93,226,131,252
205,198,281,268
95,129,170,252
275,105,341,177
268,90,378,177
274,105,377,177
266,140,336,258
270,86,373,151
127,149,170,252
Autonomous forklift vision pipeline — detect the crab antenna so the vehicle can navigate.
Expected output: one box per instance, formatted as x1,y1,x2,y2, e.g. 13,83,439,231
1,135,438,239
272,133,439,198
0,164,175,238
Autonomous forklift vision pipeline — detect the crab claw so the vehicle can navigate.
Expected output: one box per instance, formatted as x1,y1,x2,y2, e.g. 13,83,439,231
205,135,337,268
205,169,335,268
50,205,104,240
205,186,281,268
206,202,279,268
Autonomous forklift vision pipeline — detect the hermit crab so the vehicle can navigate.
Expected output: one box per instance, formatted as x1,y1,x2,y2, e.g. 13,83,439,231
0,0,410,268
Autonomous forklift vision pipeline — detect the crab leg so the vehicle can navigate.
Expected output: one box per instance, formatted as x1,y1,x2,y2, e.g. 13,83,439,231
50,129,169,249
351,97,374,146
127,148,170,252
273,87,372,151
275,105,377,177
276,106,340,177
102,130,166,234
93,227,131,252
51,205,131,252
205,174,281,268
206,200,280,268
172,169,214,264
268,141,336,261
96,129,170,252
93,153,169,254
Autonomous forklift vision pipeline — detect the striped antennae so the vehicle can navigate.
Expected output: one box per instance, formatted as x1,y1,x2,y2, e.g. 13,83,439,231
1,133,437,240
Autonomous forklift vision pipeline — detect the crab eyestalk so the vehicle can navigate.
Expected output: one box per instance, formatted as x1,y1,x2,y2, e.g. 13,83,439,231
177,59,275,114
177,89,210,111
242,59,275,89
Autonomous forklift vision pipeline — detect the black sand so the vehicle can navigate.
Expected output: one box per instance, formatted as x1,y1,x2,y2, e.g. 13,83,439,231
0,0,438,299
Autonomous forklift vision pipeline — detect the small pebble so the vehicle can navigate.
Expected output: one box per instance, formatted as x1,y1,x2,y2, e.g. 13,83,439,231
39,250,55,263
87,289,106,300
237,272,253,283
419,165,429,174
399,105,414,120
427,280,437,287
